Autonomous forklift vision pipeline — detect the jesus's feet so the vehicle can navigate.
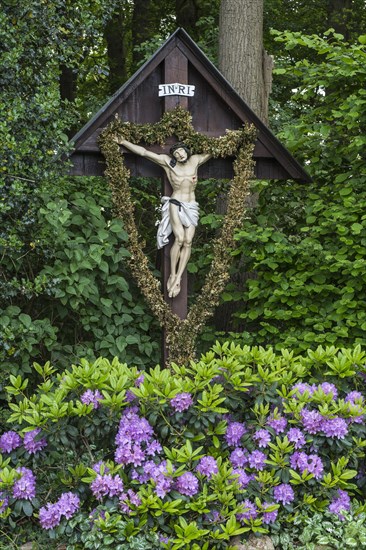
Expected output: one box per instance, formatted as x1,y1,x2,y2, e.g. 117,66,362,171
168,276,181,298
167,274,175,294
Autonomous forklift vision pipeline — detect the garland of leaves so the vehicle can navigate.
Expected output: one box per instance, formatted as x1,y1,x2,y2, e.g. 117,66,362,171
98,106,256,365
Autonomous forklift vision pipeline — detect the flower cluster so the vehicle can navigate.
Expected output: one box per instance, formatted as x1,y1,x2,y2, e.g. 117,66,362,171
115,407,162,466
273,484,295,505
225,421,247,446
24,428,47,454
0,429,47,455
132,460,174,498
80,389,103,409
12,467,36,500
170,392,193,412
329,489,351,520
290,451,324,479
39,492,80,529
196,456,218,478
267,415,287,434
91,474,124,500
175,472,199,497
0,431,22,453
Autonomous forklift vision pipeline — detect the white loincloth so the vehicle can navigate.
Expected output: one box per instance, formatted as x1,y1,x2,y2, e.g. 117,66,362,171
157,196,199,249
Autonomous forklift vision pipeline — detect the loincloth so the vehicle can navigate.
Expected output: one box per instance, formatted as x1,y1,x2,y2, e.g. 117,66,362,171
157,196,199,249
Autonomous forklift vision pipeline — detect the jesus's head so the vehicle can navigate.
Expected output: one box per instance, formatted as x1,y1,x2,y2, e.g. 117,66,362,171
169,143,191,167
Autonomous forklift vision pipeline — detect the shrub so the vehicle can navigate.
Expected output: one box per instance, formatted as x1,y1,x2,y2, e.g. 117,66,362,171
270,506,366,549
0,343,366,548
0,178,160,387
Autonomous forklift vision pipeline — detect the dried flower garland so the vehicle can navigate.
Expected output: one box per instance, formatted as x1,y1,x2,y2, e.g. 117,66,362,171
98,107,256,365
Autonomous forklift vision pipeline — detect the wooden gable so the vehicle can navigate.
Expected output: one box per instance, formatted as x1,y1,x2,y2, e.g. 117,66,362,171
69,28,310,183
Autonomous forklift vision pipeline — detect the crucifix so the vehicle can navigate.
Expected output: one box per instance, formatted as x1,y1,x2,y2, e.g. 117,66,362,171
69,28,311,366
120,48,199,322
113,138,211,299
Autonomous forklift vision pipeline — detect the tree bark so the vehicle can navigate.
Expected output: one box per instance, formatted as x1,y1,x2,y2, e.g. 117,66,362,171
218,0,272,124
59,64,77,103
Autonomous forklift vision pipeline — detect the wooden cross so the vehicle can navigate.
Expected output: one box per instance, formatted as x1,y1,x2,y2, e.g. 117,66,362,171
69,28,311,364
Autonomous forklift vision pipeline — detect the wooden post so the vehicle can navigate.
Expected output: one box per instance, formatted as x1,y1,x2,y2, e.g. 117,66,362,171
161,48,189,365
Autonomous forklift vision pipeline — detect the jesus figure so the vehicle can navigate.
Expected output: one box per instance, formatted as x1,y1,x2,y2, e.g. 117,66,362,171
113,136,211,298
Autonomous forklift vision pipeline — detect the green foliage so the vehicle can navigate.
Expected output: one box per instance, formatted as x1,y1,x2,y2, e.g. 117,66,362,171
0,343,366,547
0,178,160,383
68,505,162,549
214,31,366,352
270,506,366,549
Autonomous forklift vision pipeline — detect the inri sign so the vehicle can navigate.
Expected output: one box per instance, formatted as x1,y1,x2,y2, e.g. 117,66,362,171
158,83,195,97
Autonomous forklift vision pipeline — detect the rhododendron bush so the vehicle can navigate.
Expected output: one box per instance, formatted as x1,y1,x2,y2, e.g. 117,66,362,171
0,343,366,548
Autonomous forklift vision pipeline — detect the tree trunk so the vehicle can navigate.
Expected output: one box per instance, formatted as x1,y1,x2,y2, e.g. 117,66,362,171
216,0,271,335
218,0,272,124
59,64,77,103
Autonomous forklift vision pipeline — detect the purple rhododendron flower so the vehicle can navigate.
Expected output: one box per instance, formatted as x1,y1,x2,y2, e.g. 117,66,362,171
329,489,351,520
267,415,287,434
175,472,199,497
170,392,193,412
125,389,136,402
273,483,295,505
318,382,338,398
116,409,154,445
290,451,324,479
345,391,363,403
39,492,80,529
225,421,247,446
248,450,267,471
39,502,62,529
287,428,306,449
321,417,348,439
139,460,174,498
0,431,22,453
253,429,271,448
58,492,80,519
135,374,145,386
292,382,316,396
300,409,323,434
80,389,103,409
146,440,162,456
119,489,141,514
114,408,158,467
90,474,124,500
0,492,9,513
237,499,257,521
229,447,248,468
12,467,36,500
262,502,278,524
232,468,253,488
196,456,218,478
24,428,47,454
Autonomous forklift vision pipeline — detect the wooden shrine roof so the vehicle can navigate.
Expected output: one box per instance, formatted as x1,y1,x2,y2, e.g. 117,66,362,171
69,28,311,183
